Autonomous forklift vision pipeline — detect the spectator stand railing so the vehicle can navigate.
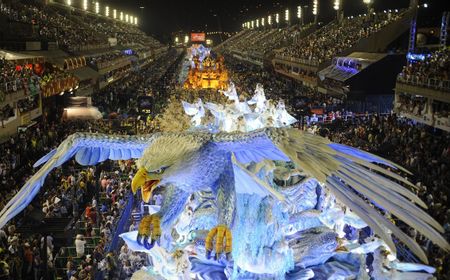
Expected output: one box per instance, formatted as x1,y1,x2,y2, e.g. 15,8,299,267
397,75,450,92
274,53,320,67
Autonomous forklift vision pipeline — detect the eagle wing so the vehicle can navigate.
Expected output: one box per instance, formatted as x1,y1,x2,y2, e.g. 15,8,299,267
0,133,155,229
213,127,449,263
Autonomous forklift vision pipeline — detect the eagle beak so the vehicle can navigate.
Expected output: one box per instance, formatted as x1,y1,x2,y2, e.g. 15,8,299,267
131,167,161,203
141,179,160,203
132,168,149,194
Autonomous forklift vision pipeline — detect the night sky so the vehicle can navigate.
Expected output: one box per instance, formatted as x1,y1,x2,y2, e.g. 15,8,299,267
104,0,447,42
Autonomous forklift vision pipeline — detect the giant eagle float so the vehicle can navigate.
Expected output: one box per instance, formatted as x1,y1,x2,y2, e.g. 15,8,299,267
0,127,449,279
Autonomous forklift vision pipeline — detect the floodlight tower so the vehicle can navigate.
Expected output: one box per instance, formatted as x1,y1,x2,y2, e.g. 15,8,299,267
297,6,303,25
285,9,290,26
334,0,343,22
312,0,319,24
363,0,373,15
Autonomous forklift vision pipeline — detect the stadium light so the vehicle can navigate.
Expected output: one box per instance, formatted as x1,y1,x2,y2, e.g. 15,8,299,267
256,19,259,28
268,15,272,25
125,14,129,23
313,0,318,15
105,6,109,17
113,9,117,19
285,9,290,22
297,6,302,19
275,13,279,24
334,0,340,11
261,17,265,26
83,0,87,10
67,0,71,6
120,11,123,21
363,0,372,14
251,20,254,28
95,2,99,14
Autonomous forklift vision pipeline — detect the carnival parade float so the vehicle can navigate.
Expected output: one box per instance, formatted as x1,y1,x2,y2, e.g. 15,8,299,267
0,82,448,279
183,45,229,91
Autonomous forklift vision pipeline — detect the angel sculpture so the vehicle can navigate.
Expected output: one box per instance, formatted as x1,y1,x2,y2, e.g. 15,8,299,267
1,128,448,277
247,83,267,113
275,100,298,127
219,82,239,102
181,98,205,127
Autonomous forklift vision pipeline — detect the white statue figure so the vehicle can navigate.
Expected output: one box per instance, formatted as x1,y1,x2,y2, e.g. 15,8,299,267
275,100,298,127
220,82,251,115
182,98,205,127
204,102,226,130
371,248,436,280
219,82,239,102
182,83,296,133
248,83,267,113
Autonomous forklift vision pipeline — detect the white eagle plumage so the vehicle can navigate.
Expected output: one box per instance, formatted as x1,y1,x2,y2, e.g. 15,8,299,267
0,128,448,264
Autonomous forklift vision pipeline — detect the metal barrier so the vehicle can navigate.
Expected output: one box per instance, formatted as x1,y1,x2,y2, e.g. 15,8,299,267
397,75,450,92
274,54,320,67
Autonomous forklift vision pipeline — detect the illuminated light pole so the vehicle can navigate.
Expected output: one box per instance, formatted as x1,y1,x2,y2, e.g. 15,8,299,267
105,6,109,17
251,20,254,29
297,6,303,25
120,11,124,21
268,15,272,26
95,2,99,14
125,14,129,23
275,13,279,27
113,9,117,19
184,35,189,44
83,0,87,10
175,37,179,44
67,0,71,6
313,0,319,23
363,0,373,15
334,0,343,22
285,9,290,25
135,17,138,25
256,19,259,28
261,17,265,27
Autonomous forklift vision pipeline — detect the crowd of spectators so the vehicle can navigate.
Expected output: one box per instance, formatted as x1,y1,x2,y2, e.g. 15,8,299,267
395,94,427,117
0,58,39,98
0,1,105,51
0,119,103,279
278,11,403,64
220,24,313,57
0,1,163,52
398,49,450,90
87,52,129,70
